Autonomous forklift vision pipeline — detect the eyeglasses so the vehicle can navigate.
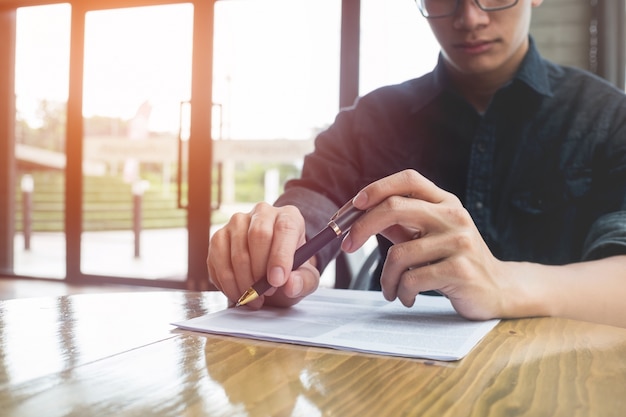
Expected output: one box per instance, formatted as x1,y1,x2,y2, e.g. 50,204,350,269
416,0,519,18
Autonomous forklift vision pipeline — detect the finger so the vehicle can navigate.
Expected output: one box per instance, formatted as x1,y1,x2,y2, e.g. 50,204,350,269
348,192,472,254
267,263,320,307
379,238,431,301
352,169,449,211
380,233,454,301
207,227,230,294
207,226,245,304
227,213,258,300
381,225,422,244
282,262,319,298
345,169,462,252
344,195,432,252
246,203,277,280
207,226,231,292
395,264,444,307
265,206,305,287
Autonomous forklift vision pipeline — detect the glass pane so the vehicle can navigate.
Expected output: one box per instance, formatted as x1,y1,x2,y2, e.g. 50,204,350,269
211,0,340,219
81,4,193,280
360,0,440,95
214,0,340,141
14,4,71,279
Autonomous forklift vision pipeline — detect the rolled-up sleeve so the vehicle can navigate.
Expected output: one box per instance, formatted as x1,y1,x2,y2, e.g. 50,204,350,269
583,211,626,260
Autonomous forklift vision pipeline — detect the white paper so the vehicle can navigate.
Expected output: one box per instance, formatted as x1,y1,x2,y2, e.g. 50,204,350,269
173,288,499,361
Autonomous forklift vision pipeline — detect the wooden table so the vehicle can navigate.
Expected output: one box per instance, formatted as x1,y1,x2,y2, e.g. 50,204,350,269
1,291,625,417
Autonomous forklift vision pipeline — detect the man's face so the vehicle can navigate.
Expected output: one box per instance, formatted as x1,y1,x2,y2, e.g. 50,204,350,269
426,0,543,78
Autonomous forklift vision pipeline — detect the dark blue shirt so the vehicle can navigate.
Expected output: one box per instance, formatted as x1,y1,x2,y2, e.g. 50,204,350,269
276,39,626,274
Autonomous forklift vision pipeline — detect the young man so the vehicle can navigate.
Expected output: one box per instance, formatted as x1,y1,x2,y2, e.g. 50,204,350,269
207,0,626,328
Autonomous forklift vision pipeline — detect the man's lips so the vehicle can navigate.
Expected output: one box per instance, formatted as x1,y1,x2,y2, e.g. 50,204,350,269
453,39,496,54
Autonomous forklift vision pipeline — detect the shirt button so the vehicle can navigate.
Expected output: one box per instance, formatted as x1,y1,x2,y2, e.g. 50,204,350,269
475,201,484,210
477,143,487,152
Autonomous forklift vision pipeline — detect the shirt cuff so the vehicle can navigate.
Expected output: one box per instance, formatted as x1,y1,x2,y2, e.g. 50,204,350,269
274,187,342,273
583,211,626,260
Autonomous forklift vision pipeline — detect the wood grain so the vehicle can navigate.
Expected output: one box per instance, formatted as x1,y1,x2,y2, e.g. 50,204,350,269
1,291,625,416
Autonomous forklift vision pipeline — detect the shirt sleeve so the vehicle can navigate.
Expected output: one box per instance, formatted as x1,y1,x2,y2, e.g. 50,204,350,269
273,80,426,272
582,99,626,261
272,95,379,273
582,211,626,260
274,100,361,272
274,186,343,273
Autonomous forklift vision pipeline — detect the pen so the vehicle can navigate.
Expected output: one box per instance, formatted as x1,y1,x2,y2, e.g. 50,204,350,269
236,200,365,307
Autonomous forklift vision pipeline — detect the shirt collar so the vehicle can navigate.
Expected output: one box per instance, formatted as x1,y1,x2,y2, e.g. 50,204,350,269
514,37,553,98
410,36,553,113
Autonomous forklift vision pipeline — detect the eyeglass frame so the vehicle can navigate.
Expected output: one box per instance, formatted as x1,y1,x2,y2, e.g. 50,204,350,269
416,0,520,19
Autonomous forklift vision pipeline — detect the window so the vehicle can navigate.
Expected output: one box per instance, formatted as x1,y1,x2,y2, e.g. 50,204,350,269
211,0,341,213
360,0,439,96
213,0,341,140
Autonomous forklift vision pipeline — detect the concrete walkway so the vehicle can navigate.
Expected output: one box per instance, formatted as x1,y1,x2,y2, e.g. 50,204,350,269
13,224,339,287
12,203,252,280
14,228,189,280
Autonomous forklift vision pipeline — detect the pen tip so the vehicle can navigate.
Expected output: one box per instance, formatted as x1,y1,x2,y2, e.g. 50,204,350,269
236,288,259,307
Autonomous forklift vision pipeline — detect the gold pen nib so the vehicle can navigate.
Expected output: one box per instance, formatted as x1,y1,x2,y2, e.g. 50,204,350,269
236,288,260,307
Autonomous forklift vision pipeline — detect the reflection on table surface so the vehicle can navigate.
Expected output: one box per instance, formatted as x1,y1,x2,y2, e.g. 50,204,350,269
1,290,625,417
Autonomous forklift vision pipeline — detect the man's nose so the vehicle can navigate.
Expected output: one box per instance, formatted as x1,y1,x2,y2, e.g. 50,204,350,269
453,0,490,29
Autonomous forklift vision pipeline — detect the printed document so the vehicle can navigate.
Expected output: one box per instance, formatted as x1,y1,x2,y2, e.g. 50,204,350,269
173,288,499,361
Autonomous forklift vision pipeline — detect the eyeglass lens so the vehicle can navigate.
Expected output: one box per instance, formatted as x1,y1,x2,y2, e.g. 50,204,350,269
418,0,518,18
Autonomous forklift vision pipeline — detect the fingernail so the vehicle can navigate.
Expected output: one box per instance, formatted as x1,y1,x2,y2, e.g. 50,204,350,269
341,235,353,252
268,266,285,286
291,273,303,297
352,191,368,208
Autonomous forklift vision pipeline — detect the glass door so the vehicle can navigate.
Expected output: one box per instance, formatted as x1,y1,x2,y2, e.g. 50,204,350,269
80,4,193,281
6,0,213,289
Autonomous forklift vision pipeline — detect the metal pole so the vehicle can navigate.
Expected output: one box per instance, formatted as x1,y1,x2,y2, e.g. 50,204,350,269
591,0,626,89
132,180,148,259
133,193,141,258
21,174,34,251
340,0,361,109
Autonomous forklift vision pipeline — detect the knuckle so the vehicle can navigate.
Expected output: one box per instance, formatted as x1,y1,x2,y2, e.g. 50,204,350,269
232,210,251,221
280,204,301,217
402,168,421,183
274,211,303,236
250,201,272,215
451,231,474,251
380,195,407,213
386,195,404,209
385,244,407,265
446,255,471,279
248,222,272,244
445,205,469,224
448,193,463,206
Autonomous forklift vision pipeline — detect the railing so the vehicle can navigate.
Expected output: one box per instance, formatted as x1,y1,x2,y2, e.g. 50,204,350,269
14,172,186,234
